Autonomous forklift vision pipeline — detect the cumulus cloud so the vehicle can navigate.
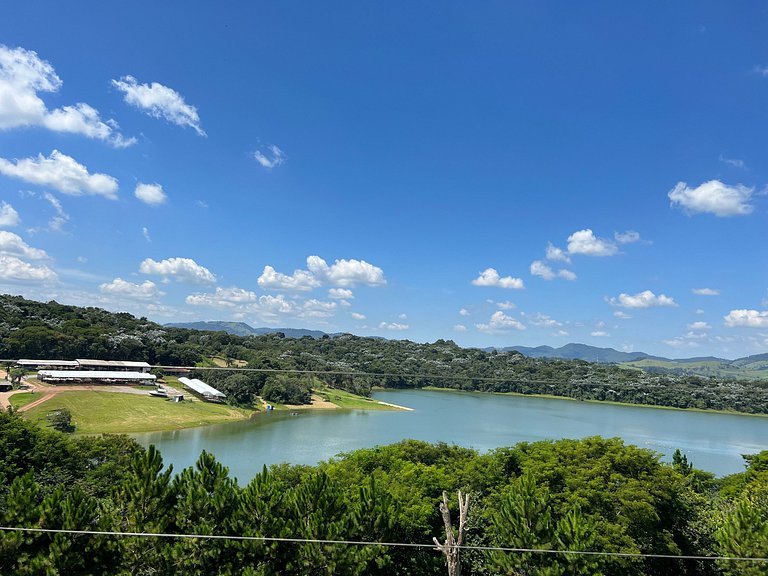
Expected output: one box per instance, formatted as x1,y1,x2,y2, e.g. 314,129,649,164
0,254,56,283
254,145,285,169
692,287,720,296
139,257,216,284
258,265,322,291
609,290,677,309
496,301,515,310
530,260,576,281
351,312,366,320
112,75,205,136
668,180,753,217
591,331,609,337
613,311,632,319
476,310,526,333
185,287,260,308
379,321,409,331
688,321,710,331
724,309,768,328
0,45,134,146
459,308,470,316
472,268,524,289
566,229,618,256
307,256,386,287
545,242,570,263
99,277,164,300
135,183,167,206
0,231,48,259
0,202,19,227
0,150,118,198
328,288,354,300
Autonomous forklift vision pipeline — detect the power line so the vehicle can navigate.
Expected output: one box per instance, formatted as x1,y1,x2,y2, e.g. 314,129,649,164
0,526,765,563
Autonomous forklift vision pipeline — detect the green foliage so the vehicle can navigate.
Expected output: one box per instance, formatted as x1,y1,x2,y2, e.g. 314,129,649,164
47,407,75,432
261,375,311,405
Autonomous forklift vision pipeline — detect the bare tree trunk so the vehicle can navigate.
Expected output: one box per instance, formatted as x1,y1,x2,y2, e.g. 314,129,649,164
433,490,471,576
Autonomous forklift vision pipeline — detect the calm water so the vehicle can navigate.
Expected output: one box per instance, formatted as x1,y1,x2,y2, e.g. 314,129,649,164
133,390,768,482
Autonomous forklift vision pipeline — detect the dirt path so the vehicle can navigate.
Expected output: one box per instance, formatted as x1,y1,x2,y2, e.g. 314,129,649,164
1,380,160,412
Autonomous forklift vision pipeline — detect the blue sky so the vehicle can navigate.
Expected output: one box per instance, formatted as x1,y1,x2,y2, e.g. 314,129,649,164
1,2,767,358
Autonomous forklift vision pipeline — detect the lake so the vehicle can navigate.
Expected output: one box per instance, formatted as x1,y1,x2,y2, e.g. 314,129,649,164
133,389,768,482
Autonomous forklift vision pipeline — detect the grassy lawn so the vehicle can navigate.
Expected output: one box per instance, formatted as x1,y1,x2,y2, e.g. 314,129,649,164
314,386,400,410
8,392,42,409
23,391,254,434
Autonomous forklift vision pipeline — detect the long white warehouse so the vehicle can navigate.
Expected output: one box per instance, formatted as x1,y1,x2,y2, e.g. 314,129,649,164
38,370,157,384
178,377,226,400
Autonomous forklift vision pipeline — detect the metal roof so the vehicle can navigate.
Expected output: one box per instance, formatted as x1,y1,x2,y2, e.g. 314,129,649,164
38,370,157,381
76,359,152,369
178,377,226,398
17,359,79,367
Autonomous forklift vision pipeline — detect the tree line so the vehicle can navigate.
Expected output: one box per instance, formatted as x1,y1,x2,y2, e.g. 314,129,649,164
1,409,766,575
2,294,768,414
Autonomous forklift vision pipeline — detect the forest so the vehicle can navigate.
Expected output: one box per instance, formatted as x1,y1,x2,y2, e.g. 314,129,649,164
0,409,766,575
2,294,768,414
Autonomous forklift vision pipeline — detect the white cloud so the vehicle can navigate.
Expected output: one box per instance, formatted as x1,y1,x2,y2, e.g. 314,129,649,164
530,260,555,280
527,313,562,328
566,229,618,257
530,260,575,281
185,287,259,308
379,321,409,331
554,330,569,337
545,243,570,263
0,150,118,198
303,299,338,318
0,202,19,227
258,265,321,291
328,288,354,299
99,277,163,300
0,45,134,146
668,180,753,217
142,227,151,242
591,331,609,337
476,310,526,333
663,337,700,349
0,231,48,259
254,145,285,169
140,257,216,285
724,309,768,328
496,301,515,310
41,192,69,232
307,256,386,287
112,75,205,136
609,290,677,309
692,287,720,296
613,311,632,320
453,324,467,332
459,307,470,316
719,155,746,169
695,308,705,315
0,254,56,283
472,267,524,289
351,312,366,320
135,183,167,206
614,230,641,244
398,313,408,320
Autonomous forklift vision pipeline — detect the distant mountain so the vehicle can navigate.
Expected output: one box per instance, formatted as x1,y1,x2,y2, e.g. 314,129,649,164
494,343,668,363
165,321,331,339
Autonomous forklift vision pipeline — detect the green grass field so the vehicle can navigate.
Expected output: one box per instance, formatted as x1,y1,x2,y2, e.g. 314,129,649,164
314,386,400,410
23,391,254,434
8,392,42,409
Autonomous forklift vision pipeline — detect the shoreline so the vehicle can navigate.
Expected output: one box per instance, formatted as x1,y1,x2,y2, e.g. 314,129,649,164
413,386,768,418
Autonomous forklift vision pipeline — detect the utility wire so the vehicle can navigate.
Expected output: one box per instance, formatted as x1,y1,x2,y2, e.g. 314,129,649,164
0,526,766,564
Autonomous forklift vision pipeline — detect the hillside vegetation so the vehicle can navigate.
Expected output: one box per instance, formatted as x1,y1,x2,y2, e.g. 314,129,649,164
2,294,768,414
0,410,766,575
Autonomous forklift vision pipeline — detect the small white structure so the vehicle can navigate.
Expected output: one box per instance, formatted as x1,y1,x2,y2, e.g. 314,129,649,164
37,370,156,385
178,377,226,401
